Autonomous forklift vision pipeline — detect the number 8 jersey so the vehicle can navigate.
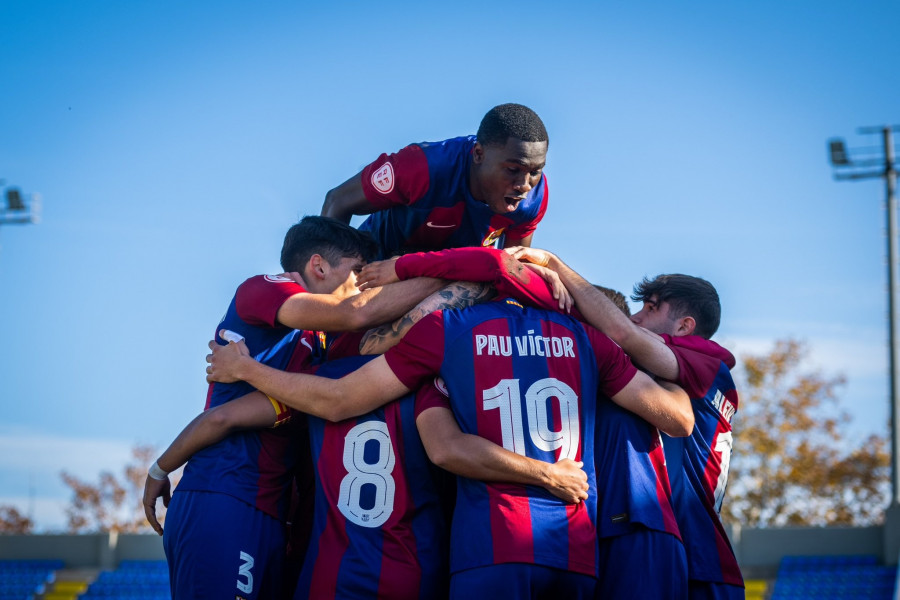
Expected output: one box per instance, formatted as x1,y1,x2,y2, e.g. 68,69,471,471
385,299,638,577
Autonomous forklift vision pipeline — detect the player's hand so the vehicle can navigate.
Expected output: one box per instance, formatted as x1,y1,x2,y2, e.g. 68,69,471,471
142,474,171,536
357,257,401,290
278,271,303,285
206,333,252,383
526,264,573,313
544,458,589,504
504,246,555,268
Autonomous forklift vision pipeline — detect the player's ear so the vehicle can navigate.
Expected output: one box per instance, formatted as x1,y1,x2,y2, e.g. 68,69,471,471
307,254,329,281
675,315,696,337
472,142,485,165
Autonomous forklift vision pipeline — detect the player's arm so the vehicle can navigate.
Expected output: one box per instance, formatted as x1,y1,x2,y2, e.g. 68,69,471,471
357,247,572,311
416,405,588,504
509,246,679,380
206,339,411,422
321,171,375,223
276,277,446,333
504,232,533,248
609,371,694,437
142,391,279,535
359,281,495,355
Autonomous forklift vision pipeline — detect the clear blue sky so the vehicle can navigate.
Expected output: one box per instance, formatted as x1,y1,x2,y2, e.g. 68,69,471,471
1,1,897,530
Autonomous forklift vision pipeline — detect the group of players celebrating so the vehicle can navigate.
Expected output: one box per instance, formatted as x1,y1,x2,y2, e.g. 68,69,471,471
142,104,745,599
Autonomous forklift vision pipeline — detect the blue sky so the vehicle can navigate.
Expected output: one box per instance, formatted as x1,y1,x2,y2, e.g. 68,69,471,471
1,1,897,530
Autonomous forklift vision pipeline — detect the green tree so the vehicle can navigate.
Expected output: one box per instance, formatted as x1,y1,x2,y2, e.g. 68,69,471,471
724,339,890,528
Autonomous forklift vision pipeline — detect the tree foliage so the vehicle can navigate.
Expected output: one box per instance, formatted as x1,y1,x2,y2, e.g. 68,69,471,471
60,444,162,533
724,339,890,528
0,504,34,534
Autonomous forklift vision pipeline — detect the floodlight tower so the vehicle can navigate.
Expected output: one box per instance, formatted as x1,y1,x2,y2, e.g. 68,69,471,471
0,181,41,227
828,126,900,511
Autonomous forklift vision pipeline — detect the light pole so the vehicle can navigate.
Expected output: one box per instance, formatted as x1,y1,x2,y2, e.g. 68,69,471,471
828,125,900,509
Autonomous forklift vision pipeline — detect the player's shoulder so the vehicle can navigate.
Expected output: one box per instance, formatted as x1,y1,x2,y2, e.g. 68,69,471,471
662,334,735,369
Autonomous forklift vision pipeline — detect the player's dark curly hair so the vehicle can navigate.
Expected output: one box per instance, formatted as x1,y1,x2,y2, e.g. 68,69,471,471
631,274,721,339
476,103,548,146
281,216,378,273
593,285,631,317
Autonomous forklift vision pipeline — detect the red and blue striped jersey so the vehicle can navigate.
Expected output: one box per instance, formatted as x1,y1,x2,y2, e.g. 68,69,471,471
294,356,449,600
358,136,548,258
384,300,637,577
594,397,681,539
178,275,313,521
661,335,743,586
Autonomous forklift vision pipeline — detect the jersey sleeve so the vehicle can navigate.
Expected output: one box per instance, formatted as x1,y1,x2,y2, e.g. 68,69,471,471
395,247,561,311
661,335,726,398
505,174,549,241
383,311,445,390
414,377,452,419
359,144,431,210
586,326,639,397
234,275,308,328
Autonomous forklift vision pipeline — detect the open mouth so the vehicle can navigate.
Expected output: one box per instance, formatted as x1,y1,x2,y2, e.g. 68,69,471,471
504,196,525,209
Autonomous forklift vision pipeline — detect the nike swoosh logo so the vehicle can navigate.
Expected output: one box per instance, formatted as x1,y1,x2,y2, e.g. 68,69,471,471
301,338,313,352
426,222,456,229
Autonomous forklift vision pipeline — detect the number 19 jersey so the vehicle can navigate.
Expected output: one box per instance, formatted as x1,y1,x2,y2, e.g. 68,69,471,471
385,299,638,577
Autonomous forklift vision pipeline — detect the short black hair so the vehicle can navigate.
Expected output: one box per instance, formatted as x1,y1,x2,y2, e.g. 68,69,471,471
476,103,548,147
631,274,721,339
280,216,378,273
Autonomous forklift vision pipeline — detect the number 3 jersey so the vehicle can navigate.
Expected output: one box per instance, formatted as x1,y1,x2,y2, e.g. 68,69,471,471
293,355,449,600
384,299,638,577
660,334,743,587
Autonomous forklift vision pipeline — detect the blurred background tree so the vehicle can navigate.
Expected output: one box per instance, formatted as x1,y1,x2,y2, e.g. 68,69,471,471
724,339,890,528
60,444,173,533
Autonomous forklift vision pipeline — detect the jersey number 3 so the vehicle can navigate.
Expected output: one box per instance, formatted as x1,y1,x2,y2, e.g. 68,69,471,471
338,421,396,528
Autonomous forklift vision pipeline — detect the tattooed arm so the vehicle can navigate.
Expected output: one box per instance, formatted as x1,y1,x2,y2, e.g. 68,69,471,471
359,281,496,355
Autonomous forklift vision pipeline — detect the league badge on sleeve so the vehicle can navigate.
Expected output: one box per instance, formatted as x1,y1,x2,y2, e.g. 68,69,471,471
371,162,395,194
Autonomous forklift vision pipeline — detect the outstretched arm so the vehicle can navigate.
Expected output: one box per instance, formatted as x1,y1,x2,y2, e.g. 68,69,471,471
143,392,279,535
508,246,679,380
416,405,588,504
321,172,375,223
206,338,411,422
276,277,446,333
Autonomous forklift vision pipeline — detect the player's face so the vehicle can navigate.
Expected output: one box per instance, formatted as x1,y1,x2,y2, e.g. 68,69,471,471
630,296,679,336
326,255,366,298
471,137,547,214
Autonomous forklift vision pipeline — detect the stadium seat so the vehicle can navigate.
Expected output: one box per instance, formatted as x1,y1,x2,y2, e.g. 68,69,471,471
771,555,898,600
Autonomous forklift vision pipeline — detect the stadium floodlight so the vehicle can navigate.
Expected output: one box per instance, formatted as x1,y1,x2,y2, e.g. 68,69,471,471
828,138,850,166
0,183,40,227
828,125,900,512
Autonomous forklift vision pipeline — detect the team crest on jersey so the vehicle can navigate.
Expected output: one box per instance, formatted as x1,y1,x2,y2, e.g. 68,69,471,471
264,274,293,284
371,162,395,194
481,228,506,247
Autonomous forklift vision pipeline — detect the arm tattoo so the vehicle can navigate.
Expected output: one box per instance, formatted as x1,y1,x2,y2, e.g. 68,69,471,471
359,281,496,355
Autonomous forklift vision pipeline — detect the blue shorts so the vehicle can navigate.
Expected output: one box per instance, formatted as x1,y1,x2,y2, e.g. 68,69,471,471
451,563,596,599
688,580,745,600
597,526,687,599
163,490,286,599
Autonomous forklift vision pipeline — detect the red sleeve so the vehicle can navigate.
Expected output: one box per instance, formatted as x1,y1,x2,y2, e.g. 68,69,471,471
414,377,452,419
383,311,445,390
586,326,638,397
234,275,308,327
661,335,727,398
505,173,549,241
359,144,430,210
395,247,561,312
